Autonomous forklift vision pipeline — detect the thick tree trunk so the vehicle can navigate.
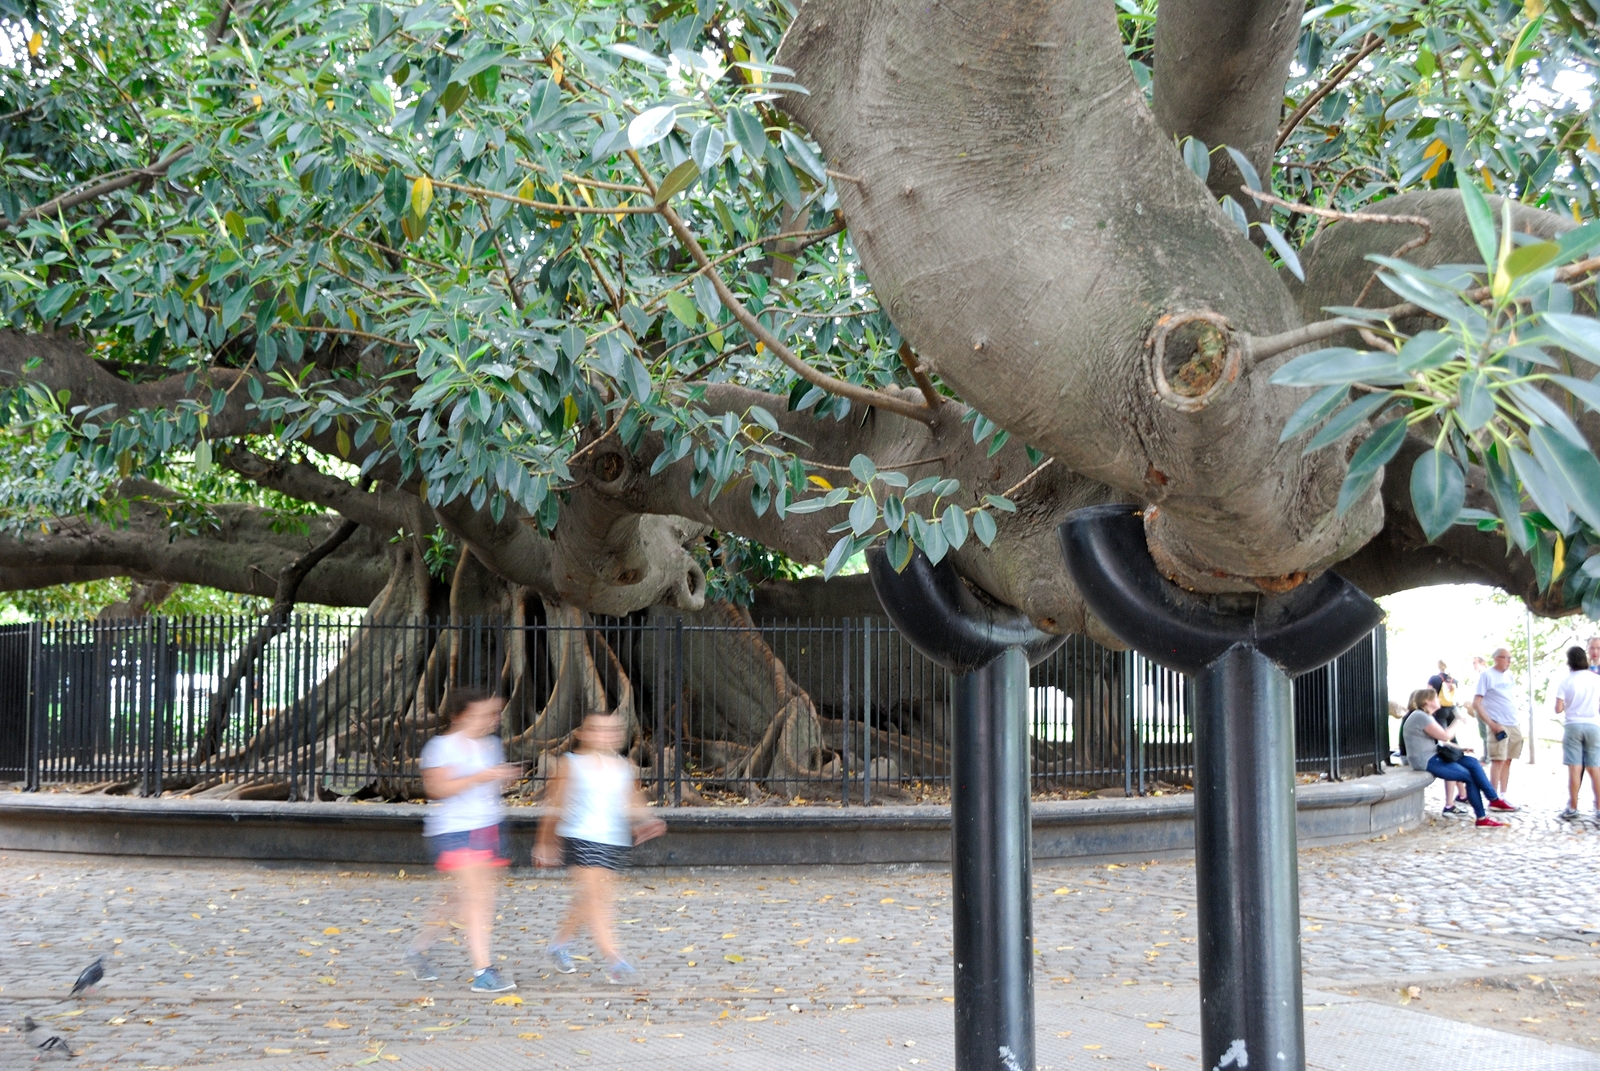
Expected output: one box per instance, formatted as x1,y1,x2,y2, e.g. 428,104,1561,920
776,0,1379,593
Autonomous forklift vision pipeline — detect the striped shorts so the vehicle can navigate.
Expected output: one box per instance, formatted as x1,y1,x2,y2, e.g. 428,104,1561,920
561,837,631,871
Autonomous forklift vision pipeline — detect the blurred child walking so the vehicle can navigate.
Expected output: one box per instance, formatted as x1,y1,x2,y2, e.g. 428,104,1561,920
536,710,666,984
407,687,521,993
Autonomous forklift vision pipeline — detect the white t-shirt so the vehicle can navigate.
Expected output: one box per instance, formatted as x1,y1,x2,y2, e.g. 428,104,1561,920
555,751,634,847
419,732,505,837
1556,669,1600,725
1473,666,1519,728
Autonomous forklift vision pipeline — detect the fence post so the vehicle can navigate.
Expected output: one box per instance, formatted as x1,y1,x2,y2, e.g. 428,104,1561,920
149,618,168,798
672,616,683,807
654,617,665,806
307,615,321,802
26,621,41,792
861,617,872,805
1122,649,1135,797
1326,654,1341,782
840,619,851,805
1374,626,1389,771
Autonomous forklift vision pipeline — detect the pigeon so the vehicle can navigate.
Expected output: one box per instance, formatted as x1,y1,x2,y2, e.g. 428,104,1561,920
67,957,103,998
21,1017,76,1060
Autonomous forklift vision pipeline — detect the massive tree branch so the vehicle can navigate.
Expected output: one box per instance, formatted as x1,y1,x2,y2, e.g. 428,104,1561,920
1151,0,1304,210
777,0,1379,594
0,492,390,606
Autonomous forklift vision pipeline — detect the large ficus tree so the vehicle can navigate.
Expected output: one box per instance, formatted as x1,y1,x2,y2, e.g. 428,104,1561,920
1,0,1599,792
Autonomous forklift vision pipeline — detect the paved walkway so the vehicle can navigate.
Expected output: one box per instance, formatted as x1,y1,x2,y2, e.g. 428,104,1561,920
3,761,1598,1069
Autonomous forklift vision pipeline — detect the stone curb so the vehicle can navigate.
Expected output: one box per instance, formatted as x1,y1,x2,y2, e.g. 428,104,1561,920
0,769,1430,868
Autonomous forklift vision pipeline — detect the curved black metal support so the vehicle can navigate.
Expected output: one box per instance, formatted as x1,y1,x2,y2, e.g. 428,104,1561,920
867,548,1061,1071
1057,503,1382,675
1058,503,1384,1071
866,547,1064,673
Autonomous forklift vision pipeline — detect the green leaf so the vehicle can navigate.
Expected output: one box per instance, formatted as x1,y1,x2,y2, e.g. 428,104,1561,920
1541,313,1600,365
1396,330,1458,372
1181,136,1210,183
1509,445,1573,531
1484,446,1530,552
1336,418,1407,514
1409,447,1465,542
1457,370,1494,431
1457,176,1497,268
627,105,678,151
904,476,940,500
972,508,998,547
1504,240,1561,278
1303,392,1395,454
1224,146,1261,192
823,534,856,578
194,438,213,476
1528,424,1600,530
1280,384,1348,442
1258,222,1304,282
728,108,768,161
1268,347,1394,387
1552,373,1600,414
940,504,969,550
982,494,1017,513
849,494,878,536
885,530,913,572
654,159,701,204
849,453,876,484
664,290,697,327
917,518,949,565
882,494,906,532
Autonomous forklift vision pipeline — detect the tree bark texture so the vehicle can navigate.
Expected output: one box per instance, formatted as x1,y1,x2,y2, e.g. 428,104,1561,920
776,0,1381,595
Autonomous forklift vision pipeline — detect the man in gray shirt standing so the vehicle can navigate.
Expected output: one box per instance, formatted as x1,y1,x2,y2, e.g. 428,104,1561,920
1472,648,1523,799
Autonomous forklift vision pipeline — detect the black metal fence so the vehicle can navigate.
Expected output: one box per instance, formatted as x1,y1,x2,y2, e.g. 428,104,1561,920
0,614,1388,804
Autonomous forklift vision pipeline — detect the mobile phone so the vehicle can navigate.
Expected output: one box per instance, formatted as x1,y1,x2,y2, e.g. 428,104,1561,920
1495,730,1508,741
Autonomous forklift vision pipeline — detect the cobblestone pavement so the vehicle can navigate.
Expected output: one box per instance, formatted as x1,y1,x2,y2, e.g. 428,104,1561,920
2,763,1597,1069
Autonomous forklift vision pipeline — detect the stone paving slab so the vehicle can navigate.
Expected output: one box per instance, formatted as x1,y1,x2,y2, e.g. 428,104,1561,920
2,761,1596,1069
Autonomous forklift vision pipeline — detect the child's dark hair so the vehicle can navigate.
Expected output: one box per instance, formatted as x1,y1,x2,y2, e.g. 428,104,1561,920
1569,646,1590,671
442,686,499,721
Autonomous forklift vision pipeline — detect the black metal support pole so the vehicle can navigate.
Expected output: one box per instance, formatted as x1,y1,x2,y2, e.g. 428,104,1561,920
1059,504,1382,1071
867,548,1062,1071
951,646,1034,1071
1192,646,1302,1068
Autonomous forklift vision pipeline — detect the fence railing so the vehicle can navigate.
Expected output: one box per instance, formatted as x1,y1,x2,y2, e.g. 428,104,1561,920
0,614,1389,804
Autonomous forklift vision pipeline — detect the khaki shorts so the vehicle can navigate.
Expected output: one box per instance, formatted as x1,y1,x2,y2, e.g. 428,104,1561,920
1487,722,1524,761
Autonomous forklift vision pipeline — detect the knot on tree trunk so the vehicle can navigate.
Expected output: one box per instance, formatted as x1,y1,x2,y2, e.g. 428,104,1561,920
1146,311,1242,412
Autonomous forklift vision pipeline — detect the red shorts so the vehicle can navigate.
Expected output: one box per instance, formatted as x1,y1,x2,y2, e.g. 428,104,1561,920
426,823,511,872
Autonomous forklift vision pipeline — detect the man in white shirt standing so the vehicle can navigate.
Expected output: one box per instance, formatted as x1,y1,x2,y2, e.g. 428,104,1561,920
1559,645,1600,819
1471,648,1523,799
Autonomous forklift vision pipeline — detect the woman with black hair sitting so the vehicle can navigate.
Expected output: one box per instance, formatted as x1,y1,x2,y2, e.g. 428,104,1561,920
1400,687,1518,827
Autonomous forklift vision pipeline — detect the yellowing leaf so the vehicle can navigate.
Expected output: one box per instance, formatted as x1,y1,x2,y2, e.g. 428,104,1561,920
806,475,833,490
724,953,744,963
265,1048,294,1055
410,176,433,219
879,898,895,904
1054,887,1072,895
323,927,341,935
326,1020,351,1029
1085,1044,1102,1050
318,976,337,985
721,932,737,939
27,31,42,56
518,1032,543,1040
837,937,860,944
492,995,523,1006
517,177,538,203
191,913,202,919
383,1056,400,1062
1421,138,1449,181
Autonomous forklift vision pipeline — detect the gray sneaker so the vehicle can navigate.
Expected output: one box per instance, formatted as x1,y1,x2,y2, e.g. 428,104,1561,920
406,951,439,982
606,959,638,985
470,967,516,993
1559,807,1579,820
549,943,577,974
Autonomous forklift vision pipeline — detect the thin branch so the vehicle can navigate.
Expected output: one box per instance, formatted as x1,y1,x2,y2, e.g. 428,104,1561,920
291,324,416,349
11,146,193,224
897,341,941,409
997,457,1054,500
803,453,948,473
1274,33,1384,153
638,152,936,425
1244,186,1432,305
0,100,43,123
417,174,660,214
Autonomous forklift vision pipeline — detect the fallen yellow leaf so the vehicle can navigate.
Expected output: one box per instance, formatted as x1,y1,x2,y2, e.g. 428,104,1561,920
1085,1044,1102,1050
191,913,202,919
721,932,737,939
1145,1021,1165,1029
880,898,895,904
743,1015,769,1021
725,953,745,963
326,1020,350,1029
1056,1031,1073,1038
837,937,860,944
318,976,337,985
518,1032,543,1040
323,927,341,935
264,1048,293,1055
492,995,523,1006
382,1056,400,1063
680,946,695,953
1054,888,1072,895
665,1032,684,1037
